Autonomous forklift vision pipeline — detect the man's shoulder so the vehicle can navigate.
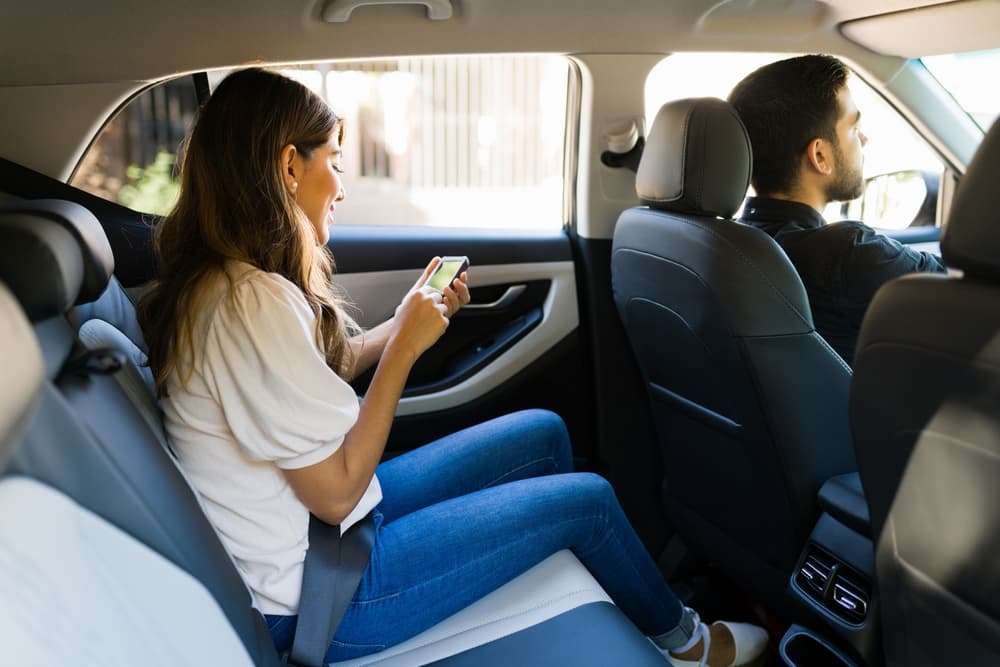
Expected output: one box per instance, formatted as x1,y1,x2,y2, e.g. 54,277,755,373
824,218,875,232
817,219,878,241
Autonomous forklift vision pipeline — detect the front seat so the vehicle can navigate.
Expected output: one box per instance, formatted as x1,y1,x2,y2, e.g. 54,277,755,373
850,119,1000,666
611,98,856,603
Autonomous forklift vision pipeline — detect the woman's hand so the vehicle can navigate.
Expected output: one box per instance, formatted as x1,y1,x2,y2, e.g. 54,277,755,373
411,257,471,319
441,271,470,317
385,257,471,362
388,285,449,362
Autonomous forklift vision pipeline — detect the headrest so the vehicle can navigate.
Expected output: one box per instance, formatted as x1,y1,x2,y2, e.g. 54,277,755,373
941,118,1000,281
636,98,752,219
0,283,44,468
0,200,114,321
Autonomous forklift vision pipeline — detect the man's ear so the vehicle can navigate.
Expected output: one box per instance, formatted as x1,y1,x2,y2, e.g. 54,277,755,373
279,144,299,195
804,138,834,176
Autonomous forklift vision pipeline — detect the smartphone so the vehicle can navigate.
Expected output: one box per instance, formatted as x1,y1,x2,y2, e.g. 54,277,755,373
426,256,469,293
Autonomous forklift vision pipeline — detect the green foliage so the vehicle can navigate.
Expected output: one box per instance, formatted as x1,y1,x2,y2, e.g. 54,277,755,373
118,150,180,215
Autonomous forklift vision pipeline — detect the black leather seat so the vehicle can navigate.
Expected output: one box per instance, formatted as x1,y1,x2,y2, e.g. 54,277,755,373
611,98,857,603
850,119,1000,666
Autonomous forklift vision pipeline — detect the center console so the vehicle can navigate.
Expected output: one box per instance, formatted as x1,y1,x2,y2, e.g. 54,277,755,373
780,473,882,667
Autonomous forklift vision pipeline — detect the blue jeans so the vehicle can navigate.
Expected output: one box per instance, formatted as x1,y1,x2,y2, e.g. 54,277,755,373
266,409,687,661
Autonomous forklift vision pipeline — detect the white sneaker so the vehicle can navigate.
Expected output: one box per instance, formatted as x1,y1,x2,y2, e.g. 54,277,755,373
664,619,769,667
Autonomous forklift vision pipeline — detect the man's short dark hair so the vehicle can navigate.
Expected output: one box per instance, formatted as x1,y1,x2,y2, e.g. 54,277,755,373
728,54,850,196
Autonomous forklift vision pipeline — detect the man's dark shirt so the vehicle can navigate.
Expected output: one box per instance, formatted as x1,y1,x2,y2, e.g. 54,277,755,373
740,196,946,366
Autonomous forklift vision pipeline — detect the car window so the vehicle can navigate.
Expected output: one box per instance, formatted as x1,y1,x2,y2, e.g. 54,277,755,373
644,53,943,230
73,56,571,230
71,77,198,216
922,49,1000,131
831,76,943,230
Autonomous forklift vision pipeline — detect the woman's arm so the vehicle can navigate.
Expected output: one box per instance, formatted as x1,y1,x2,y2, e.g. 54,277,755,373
284,286,450,525
347,319,393,380
346,258,470,381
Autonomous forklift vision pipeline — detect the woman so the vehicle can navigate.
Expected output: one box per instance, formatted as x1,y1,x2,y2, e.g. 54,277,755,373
138,67,768,667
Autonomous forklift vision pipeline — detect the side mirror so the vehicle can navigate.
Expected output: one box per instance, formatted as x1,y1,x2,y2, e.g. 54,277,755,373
851,170,938,230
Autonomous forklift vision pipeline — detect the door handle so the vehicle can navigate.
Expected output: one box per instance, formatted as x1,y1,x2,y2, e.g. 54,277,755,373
463,284,527,311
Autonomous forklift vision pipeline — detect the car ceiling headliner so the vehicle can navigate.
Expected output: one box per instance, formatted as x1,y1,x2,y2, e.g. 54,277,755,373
0,0,961,86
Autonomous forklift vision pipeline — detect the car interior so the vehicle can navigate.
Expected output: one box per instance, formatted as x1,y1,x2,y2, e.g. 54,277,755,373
1,1,999,665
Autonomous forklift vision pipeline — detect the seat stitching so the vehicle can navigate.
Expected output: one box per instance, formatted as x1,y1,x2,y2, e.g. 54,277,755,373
616,218,812,326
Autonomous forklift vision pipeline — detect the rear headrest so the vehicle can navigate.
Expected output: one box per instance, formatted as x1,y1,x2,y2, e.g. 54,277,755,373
0,283,44,468
636,98,752,219
0,200,113,321
941,118,1000,281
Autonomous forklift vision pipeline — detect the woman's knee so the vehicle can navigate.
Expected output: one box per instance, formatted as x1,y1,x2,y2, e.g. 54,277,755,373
515,409,572,471
566,472,617,508
556,473,622,550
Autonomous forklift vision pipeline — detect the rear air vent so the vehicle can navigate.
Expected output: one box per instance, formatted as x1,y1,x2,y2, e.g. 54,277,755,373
797,551,834,596
830,570,868,624
795,545,870,626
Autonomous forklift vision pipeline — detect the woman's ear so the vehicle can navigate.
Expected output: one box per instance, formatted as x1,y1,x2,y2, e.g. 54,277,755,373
805,138,834,176
280,144,299,196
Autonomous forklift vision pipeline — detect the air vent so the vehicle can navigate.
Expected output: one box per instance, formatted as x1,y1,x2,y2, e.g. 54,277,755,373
796,550,835,598
831,571,869,624
795,546,870,626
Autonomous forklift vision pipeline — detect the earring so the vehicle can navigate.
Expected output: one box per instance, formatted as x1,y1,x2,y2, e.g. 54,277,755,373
291,181,298,193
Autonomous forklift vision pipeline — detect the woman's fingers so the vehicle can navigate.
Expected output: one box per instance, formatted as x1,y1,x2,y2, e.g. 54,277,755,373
412,257,442,290
392,286,450,356
454,272,471,306
440,272,470,317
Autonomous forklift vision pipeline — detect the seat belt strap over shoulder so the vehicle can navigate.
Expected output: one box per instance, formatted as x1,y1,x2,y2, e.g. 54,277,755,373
289,513,375,667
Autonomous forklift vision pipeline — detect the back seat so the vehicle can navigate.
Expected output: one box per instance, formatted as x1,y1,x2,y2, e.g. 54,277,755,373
0,282,255,666
0,198,664,666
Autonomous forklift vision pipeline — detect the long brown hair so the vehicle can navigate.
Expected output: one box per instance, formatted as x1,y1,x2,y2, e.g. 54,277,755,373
138,67,356,395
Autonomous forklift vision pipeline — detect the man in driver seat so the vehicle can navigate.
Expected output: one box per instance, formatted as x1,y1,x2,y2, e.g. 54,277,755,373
728,54,945,366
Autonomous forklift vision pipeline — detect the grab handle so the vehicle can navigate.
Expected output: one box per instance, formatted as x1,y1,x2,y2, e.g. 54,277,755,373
322,0,453,22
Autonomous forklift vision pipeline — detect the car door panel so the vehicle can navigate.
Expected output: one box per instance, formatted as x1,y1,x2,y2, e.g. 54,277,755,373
327,226,591,458
335,262,578,415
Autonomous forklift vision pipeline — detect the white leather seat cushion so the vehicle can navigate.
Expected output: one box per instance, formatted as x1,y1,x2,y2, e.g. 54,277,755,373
0,476,253,667
0,475,617,667
332,549,612,666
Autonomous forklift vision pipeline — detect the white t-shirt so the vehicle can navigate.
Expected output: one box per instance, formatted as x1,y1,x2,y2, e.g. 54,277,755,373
162,260,382,615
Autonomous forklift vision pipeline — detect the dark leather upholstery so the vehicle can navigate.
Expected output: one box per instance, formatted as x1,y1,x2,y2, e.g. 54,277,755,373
0,212,83,320
851,118,1000,666
817,472,870,538
612,98,856,603
940,120,1000,281
434,602,665,666
0,199,113,303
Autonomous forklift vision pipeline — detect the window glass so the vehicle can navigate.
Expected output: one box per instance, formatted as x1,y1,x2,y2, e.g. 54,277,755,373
74,56,570,229
922,49,1000,131
644,53,942,229
831,76,942,229
72,78,197,215
644,52,786,126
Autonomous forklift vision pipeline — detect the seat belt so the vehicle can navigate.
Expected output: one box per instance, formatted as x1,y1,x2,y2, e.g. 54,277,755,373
289,512,376,667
